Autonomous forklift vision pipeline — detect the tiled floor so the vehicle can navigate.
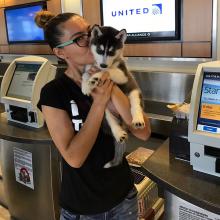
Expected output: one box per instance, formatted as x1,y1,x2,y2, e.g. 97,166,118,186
0,205,10,220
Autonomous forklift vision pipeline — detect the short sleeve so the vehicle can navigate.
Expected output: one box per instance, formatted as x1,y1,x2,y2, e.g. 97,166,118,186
37,81,65,111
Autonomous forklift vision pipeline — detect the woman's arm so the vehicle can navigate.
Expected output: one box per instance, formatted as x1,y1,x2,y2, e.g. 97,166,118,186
42,76,113,168
110,85,151,140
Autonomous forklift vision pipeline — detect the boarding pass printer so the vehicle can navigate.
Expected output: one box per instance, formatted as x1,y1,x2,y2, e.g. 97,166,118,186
0,56,56,128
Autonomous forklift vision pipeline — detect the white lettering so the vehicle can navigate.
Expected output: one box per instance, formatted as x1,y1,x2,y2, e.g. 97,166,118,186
72,119,83,131
111,8,150,17
70,100,79,116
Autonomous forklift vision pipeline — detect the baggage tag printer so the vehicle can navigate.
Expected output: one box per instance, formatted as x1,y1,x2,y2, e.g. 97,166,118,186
188,61,220,177
0,56,56,128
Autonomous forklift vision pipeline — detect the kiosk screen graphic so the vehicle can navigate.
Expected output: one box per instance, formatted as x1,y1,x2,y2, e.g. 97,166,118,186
7,63,41,101
197,71,220,134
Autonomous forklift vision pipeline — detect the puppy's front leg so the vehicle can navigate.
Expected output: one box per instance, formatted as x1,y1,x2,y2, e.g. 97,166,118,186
81,72,92,96
81,71,103,96
108,68,128,85
129,89,145,129
88,71,103,87
105,109,128,143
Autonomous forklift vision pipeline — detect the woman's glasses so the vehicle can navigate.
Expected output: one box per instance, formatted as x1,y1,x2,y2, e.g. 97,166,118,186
56,33,90,48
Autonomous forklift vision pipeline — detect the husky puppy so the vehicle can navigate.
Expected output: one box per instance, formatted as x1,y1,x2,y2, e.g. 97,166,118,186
81,25,145,167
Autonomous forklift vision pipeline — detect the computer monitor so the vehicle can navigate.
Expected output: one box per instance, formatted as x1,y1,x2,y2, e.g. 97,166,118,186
188,61,220,177
100,0,181,43
4,3,46,44
0,56,56,128
7,63,41,101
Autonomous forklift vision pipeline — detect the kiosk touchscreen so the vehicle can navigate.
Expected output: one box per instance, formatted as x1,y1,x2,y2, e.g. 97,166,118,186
188,61,220,177
0,56,56,128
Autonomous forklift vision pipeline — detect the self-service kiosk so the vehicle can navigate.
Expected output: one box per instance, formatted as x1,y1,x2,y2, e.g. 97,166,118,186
188,61,220,177
0,56,60,220
0,56,56,128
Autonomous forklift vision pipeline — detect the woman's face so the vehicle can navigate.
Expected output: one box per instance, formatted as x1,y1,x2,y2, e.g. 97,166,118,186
55,16,94,68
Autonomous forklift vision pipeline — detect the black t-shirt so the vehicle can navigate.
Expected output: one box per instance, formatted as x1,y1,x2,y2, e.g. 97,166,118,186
37,73,134,215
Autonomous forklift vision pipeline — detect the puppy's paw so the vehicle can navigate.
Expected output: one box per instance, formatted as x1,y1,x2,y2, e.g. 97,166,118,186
81,82,92,96
103,162,112,168
132,114,145,129
88,76,101,88
114,130,128,143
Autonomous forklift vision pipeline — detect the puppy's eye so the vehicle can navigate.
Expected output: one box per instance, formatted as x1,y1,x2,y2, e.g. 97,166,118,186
97,45,104,53
107,47,115,56
109,46,114,52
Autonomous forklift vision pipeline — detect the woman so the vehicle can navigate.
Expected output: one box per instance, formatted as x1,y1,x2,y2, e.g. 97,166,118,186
35,11,151,220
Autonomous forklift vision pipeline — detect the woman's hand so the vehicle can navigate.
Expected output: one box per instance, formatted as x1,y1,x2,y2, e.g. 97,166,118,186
91,72,114,108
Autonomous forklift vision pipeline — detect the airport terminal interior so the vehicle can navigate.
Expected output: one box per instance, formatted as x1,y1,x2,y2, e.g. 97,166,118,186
0,0,219,219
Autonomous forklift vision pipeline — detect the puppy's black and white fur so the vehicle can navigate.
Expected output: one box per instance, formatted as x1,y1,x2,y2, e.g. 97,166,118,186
81,25,145,167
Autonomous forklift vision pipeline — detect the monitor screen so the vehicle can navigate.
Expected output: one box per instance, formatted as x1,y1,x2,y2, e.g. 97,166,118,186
197,71,220,134
100,0,180,43
7,63,41,101
4,3,46,43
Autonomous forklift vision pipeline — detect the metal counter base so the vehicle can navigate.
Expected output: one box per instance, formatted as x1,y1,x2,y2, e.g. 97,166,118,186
0,139,60,220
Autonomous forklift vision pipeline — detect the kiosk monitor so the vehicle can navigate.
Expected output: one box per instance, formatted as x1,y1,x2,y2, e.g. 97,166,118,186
188,61,220,177
7,63,41,101
0,56,56,128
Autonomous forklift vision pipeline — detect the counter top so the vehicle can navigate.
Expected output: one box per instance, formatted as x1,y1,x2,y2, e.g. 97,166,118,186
0,113,52,144
141,139,220,215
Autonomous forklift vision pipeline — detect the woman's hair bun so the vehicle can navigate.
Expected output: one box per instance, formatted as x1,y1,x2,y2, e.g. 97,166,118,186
35,10,55,29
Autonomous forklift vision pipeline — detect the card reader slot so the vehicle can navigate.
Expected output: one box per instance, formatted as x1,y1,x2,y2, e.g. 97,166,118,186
9,105,28,123
204,145,220,158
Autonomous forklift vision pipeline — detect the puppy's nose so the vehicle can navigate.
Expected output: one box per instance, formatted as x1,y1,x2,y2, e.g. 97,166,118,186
100,63,108,68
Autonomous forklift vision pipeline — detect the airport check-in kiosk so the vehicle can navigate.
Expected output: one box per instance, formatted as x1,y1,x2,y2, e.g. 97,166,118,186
0,56,61,220
188,61,220,177
0,56,56,128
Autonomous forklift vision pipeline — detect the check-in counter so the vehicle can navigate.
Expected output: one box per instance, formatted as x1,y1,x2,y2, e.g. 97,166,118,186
0,113,61,220
141,140,220,218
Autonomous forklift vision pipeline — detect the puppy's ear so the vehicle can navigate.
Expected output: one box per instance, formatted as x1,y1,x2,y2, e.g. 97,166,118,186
91,24,102,39
115,29,127,44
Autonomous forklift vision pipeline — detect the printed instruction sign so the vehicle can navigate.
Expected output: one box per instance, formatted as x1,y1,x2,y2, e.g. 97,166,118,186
165,192,220,220
13,147,34,189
